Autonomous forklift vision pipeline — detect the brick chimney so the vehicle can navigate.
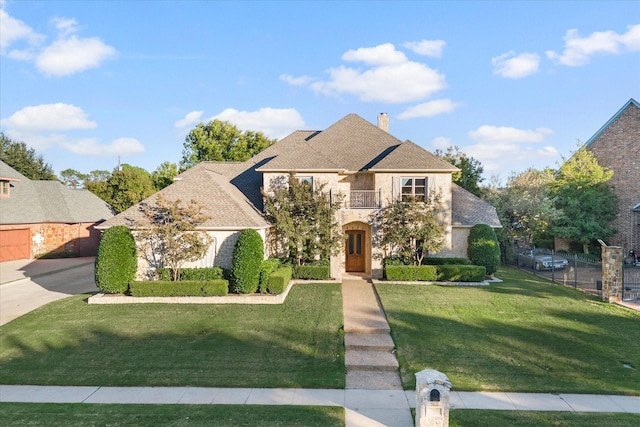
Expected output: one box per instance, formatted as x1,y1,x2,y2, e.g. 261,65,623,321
377,112,389,132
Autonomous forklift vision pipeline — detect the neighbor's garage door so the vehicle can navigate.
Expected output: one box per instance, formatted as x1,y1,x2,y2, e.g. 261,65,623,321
0,229,30,262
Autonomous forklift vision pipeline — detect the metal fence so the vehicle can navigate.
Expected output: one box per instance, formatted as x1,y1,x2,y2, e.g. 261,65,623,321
623,265,640,301
515,251,602,297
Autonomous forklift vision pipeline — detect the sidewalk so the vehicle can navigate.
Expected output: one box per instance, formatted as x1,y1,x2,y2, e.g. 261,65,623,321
2,385,639,413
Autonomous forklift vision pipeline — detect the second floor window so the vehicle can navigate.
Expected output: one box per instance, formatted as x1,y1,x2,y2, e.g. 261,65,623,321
401,177,426,202
0,180,10,198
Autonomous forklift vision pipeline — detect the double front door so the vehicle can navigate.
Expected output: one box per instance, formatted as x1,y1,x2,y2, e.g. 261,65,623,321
346,230,365,272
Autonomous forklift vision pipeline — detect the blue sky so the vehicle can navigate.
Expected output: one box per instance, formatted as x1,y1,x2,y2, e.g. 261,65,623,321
1,1,638,183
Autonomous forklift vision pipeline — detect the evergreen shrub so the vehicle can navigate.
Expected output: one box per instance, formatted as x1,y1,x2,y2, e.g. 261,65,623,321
260,258,281,293
385,265,438,281
156,267,223,281
437,265,486,282
421,257,471,265
268,266,293,295
231,229,264,294
467,224,501,276
130,280,228,297
95,225,137,294
293,264,330,280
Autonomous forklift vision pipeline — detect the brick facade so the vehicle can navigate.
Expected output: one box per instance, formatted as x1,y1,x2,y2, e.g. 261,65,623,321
585,100,640,252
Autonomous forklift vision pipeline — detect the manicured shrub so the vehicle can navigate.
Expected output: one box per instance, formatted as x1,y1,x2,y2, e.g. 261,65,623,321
385,265,438,281
130,280,228,297
259,258,281,293
383,256,411,266
156,267,223,281
421,257,471,266
95,225,137,294
293,264,330,280
231,229,264,294
437,265,486,282
467,224,501,276
268,266,293,295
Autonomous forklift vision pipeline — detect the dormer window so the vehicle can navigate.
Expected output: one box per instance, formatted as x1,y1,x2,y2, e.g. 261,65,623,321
401,177,427,202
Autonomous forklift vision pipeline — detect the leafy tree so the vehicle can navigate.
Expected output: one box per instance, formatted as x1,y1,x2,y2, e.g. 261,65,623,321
435,145,484,197
104,164,156,213
0,132,56,180
152,161,179,190
95,225,137,294
136,195,213,281
231,229,264,294
180,120,276,170
370,194,445,265
467,224,501,276
550,147,618,253
263,175,343,265
59,168,88,188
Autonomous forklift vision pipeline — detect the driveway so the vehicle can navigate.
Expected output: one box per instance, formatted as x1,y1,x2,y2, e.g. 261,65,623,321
0,257,97,326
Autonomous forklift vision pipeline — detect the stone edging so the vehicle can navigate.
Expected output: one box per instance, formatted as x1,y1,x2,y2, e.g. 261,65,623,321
372,277,501,286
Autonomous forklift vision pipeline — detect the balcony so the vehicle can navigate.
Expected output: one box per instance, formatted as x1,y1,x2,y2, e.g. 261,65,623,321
340,189,381,209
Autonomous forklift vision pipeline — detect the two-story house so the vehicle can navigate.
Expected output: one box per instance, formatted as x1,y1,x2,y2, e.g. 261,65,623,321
99,114,500,279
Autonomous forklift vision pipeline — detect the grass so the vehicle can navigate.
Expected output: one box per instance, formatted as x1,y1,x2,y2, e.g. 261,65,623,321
0,283,344,389
0,403,344,426
450,410,640,426
376,266,640,394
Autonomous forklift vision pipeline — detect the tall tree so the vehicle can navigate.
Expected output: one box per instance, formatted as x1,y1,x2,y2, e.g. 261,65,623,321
370,194,445,265
59,168,88,188
0,132,56,180
435,145,484,197
263,175,343,265
105,164,156,213
137,195,213,281
180,120,276,170
152,161,179,190
551,147,618,253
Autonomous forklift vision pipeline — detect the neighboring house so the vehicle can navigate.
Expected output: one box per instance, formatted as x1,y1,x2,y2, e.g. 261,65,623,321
99,114,500,279
0,161,114,262
583,98,640,252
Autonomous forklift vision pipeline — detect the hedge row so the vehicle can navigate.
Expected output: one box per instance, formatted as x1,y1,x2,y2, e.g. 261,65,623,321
260,258,281,293
268,266,293,295
384,256,471,266
156,267,223,281
385,265,486,282
129,280,229,297
293,264,330,280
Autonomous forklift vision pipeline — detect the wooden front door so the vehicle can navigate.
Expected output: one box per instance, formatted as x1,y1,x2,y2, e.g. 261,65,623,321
346,230,365,272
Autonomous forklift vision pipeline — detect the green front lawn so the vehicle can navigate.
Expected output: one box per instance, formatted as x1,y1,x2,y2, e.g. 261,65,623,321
450,410,640,427
0,283,344,388
377,267,640,394
0,403,344,427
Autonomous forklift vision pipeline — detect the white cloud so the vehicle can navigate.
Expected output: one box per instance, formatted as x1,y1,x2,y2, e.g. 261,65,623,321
0,8,116,76
342,43,408,65
211,107,305,139
1,103,97,132
397,99,460,119
546,24,640,66
284,43,447,104
36,35,117,76
402,40,446,58
174,111,204,128
430,136,453,151
492,51,540,79
61,137,145,156
0,8,44,52
280,74,315,86
468,125,553,143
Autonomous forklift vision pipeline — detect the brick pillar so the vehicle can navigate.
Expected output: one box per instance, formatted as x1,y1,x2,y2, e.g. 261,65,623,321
601,246,623,302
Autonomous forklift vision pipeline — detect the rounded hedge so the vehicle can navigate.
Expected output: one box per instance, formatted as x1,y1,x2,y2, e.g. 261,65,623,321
231,229,264,294
95,225,137,294
467,223,500,276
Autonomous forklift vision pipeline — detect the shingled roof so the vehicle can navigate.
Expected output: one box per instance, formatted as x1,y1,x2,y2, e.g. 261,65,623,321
0,161,114,224
451,183,501,227
98,165,269,230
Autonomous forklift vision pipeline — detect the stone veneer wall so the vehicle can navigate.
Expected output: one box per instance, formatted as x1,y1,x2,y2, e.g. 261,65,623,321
601,246,623,302
0,222,102,258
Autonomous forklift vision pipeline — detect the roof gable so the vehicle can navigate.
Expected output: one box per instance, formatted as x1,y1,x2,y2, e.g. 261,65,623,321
369,140,460,172
585,98,640,147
